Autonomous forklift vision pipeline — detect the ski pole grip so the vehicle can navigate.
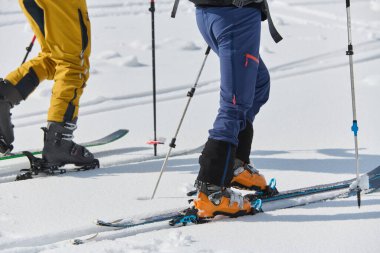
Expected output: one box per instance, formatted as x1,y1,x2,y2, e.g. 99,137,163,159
346,0,350,8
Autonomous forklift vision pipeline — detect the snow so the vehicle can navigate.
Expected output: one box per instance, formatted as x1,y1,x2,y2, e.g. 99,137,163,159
0,0,380,252
350,174,370,191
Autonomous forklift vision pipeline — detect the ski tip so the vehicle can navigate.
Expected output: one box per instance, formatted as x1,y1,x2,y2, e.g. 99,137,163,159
95,219,104,225
95,218,123,225
70,233,99,245
117,129,129,136
71,238,85,245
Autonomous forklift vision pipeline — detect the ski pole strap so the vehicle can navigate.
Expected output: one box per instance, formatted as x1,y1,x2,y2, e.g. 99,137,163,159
351,120,359,136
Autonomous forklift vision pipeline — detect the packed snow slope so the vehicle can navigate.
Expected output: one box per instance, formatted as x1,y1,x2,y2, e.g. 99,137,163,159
0,0,380,252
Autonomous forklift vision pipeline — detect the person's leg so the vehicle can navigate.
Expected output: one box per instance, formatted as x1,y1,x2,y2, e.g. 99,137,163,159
5,0,55,99
231,57,271,191
235,57,270,164
36,0,95,165
35,0,91,123
193,6,263,218
246,57,270,125
196,6,262,188
0,0,55,153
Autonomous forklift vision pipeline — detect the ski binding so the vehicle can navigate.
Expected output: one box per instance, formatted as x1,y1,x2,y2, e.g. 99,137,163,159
15,151,99,181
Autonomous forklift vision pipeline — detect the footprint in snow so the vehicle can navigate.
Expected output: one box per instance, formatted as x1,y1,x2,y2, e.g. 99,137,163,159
97,51,121,60
128,40,149,50
180,182,195,195
136,196,150,201
367,32,380,40
161,231,194,249
181,41,202,51
119,56,147,67
275,17,287,26
362,75,380,87
370,0,380,12
262,46,275,54
90,68,99,74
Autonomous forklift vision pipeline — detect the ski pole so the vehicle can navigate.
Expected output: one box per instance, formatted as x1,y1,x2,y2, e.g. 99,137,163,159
344,0,361,208
149,0,158,156
151,46,211,199
22,35,36,64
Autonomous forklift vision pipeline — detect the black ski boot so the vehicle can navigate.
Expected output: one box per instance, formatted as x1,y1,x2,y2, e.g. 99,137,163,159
15,121,99,180
0,79,23,154
42,121,99,167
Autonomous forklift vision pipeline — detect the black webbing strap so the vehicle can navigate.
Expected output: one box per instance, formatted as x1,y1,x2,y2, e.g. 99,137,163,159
171,0,180,18
233,0,282,43
261,0,282,43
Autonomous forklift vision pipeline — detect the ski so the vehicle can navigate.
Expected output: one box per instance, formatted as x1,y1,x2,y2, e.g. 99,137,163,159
92,165,380,231
0,129,129,161
69,199,262,245
69,165,379,244
95,198,262,230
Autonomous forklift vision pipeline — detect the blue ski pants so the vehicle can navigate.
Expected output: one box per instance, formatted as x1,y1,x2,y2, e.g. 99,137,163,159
196,6,270,146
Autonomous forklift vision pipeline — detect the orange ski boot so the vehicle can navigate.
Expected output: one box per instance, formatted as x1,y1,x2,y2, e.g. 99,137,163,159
230,159,267,191
193,181,252,219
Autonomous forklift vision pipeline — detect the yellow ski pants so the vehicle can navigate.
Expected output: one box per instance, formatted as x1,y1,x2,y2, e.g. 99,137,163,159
5,0,91,122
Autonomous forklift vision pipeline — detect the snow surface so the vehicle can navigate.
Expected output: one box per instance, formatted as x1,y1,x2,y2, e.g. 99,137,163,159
0,0,380,252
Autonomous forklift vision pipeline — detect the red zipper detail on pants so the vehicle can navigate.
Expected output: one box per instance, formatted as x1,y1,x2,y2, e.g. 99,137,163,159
245,53,259,67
